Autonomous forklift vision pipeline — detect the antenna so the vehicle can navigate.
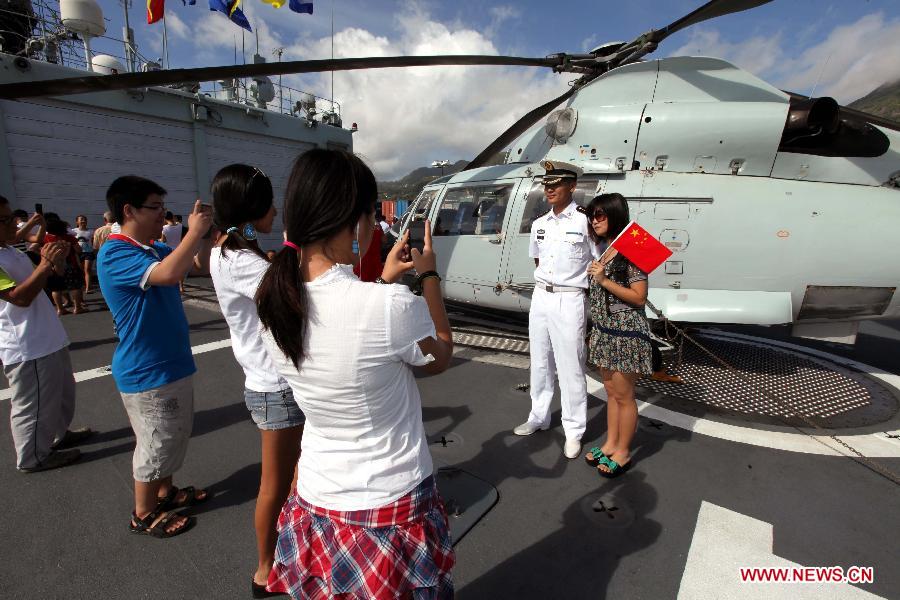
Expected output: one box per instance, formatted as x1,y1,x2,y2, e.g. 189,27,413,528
810,51,833,98
119,0,135,72
273,47,285,112
331,0,335,113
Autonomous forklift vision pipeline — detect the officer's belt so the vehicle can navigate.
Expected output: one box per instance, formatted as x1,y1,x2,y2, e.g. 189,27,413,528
535,282,586,294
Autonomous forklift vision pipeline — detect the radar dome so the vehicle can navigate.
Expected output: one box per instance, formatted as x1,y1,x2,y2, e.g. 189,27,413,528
60,0,105,37
91,55,125,75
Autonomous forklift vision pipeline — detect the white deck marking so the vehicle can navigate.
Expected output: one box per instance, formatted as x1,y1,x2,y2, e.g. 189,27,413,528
0,338,233,401
678,501,885,599
585,374,900,458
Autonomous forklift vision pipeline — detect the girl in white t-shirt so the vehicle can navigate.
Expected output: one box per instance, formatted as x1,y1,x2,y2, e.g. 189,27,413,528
208,164,306,596
70,215,95,293
256,149,455,599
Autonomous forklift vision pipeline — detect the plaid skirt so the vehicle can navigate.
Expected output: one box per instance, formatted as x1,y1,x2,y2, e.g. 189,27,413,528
267,476,455,599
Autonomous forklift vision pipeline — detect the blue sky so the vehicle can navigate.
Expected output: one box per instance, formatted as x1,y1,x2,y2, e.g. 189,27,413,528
87,0,900,178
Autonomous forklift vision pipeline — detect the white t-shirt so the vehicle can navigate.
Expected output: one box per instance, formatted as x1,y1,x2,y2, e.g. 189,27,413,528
0,246,69,365
70,227,94,254
161,223,182,250
209,247,287,392
262,264,437,511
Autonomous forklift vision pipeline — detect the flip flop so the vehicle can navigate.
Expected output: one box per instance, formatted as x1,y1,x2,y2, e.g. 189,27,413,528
584,446,607,467
597,456,631,479
157,485,209,511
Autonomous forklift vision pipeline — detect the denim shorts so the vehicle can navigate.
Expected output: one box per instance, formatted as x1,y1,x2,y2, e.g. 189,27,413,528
244,387,305,430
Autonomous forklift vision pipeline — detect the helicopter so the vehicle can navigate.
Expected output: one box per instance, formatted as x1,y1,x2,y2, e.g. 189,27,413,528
1,0,897,346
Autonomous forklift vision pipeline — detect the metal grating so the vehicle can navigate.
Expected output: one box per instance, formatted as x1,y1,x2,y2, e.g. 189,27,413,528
639,335,894,420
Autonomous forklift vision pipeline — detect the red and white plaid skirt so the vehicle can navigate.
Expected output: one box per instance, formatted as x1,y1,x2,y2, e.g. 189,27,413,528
267,476,455,599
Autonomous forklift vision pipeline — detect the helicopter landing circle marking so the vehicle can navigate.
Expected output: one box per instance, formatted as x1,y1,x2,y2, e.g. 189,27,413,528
586,331,900,458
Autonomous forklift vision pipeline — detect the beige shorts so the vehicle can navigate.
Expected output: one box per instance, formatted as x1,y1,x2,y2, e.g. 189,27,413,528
120,375,194,482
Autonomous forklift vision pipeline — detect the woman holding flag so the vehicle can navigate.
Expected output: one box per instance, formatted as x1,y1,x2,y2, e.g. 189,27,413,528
584,193,654,478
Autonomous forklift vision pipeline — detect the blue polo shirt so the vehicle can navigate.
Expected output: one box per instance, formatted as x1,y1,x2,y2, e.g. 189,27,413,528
97,237,195,393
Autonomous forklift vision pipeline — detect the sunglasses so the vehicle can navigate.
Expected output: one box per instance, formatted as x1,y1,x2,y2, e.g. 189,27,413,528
590,212,607,222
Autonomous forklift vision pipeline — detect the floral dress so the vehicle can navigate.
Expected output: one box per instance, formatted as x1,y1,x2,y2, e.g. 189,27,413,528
588,256,654,375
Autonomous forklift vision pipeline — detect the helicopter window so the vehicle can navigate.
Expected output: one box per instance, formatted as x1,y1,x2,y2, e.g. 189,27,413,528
519,175,601,233
391,189,440,238
434,184,513,236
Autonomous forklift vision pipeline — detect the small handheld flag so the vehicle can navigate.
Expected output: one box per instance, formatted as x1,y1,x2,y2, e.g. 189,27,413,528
288,0,313,13
209,0,252,31
147,0,165,24
609,221,672,274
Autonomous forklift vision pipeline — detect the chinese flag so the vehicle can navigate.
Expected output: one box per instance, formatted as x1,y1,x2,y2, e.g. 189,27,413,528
147,0,165,24
610,221,673,274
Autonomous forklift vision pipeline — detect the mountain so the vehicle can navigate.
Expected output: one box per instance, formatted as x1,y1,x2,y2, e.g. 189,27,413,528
848,79,900,122
379,153,508,200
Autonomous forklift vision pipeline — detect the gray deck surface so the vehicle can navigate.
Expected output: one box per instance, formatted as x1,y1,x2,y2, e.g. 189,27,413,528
1,280,898,599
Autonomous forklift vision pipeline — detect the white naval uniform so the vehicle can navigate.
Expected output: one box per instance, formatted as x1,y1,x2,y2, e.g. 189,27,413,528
526,200,601,441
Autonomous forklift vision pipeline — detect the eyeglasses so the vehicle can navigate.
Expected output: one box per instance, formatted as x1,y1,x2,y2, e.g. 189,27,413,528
138,203,166,212
590,212,607,222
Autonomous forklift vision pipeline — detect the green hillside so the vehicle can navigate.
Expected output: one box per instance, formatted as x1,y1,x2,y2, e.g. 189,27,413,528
378,152,507,200
848,79,900,122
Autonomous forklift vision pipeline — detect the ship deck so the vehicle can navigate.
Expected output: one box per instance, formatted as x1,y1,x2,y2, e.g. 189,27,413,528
1,278,898,599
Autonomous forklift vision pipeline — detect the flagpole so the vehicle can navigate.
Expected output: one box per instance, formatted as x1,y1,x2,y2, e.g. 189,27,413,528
162,11,169,69
331,0,335,114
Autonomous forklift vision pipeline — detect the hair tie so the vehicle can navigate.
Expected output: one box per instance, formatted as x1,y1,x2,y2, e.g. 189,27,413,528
226,226,238,234
283,240,301,251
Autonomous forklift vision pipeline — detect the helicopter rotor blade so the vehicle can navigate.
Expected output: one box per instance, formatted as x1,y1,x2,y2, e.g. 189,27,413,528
597,0,775,69
0,55,560,100
656,0,775,40
465,86,576,171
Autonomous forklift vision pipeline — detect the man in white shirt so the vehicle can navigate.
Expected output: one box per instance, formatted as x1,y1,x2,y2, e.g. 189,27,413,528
161,211,183,250
514,161,600,459
377,211,390,234
0,195,92,472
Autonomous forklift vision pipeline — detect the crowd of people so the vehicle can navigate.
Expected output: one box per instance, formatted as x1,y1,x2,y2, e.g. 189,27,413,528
0,151,656,599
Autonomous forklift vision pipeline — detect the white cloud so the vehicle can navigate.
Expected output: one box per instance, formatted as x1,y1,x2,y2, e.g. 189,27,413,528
669,29,784,76
668,13,900,104
277,6,569,179
778,13,900,102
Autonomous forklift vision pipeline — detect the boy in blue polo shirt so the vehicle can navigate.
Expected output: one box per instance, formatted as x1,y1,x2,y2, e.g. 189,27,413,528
97,176,213,539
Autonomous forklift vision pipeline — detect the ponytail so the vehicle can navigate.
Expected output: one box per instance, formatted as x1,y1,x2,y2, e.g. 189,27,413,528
221,228,269,262
256,246,307,368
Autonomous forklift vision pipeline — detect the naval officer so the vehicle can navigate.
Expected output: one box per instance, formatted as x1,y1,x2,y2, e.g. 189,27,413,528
514,160,601,458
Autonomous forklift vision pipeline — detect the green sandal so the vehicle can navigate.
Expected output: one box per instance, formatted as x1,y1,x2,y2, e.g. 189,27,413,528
597,456,631,479
584,447,607,467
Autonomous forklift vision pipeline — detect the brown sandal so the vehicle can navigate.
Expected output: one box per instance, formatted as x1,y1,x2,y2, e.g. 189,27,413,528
129,509,195,538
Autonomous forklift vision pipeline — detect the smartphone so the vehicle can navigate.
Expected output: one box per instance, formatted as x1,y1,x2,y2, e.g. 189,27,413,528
34,203,43,215
200,203,213,239
407,221,426,254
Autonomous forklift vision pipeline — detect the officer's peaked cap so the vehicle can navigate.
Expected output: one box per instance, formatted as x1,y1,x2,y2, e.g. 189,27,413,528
541,160,582,185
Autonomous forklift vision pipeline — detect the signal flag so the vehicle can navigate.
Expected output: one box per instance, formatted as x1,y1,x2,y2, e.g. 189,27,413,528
209,0,253,31
288,0,313,13
147,0,165,23
608,221,673,274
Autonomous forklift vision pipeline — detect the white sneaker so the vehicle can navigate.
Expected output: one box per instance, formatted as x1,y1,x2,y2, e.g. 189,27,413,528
564,439,581,459
513,421,548,436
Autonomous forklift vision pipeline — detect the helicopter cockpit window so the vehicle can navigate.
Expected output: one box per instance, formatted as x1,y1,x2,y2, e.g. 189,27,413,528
391,188,440,238
434,184,513,236
519,175,601,234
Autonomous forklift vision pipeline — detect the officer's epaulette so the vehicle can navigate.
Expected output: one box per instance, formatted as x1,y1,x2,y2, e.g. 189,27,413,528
537,208,552,218
576,205,589,216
